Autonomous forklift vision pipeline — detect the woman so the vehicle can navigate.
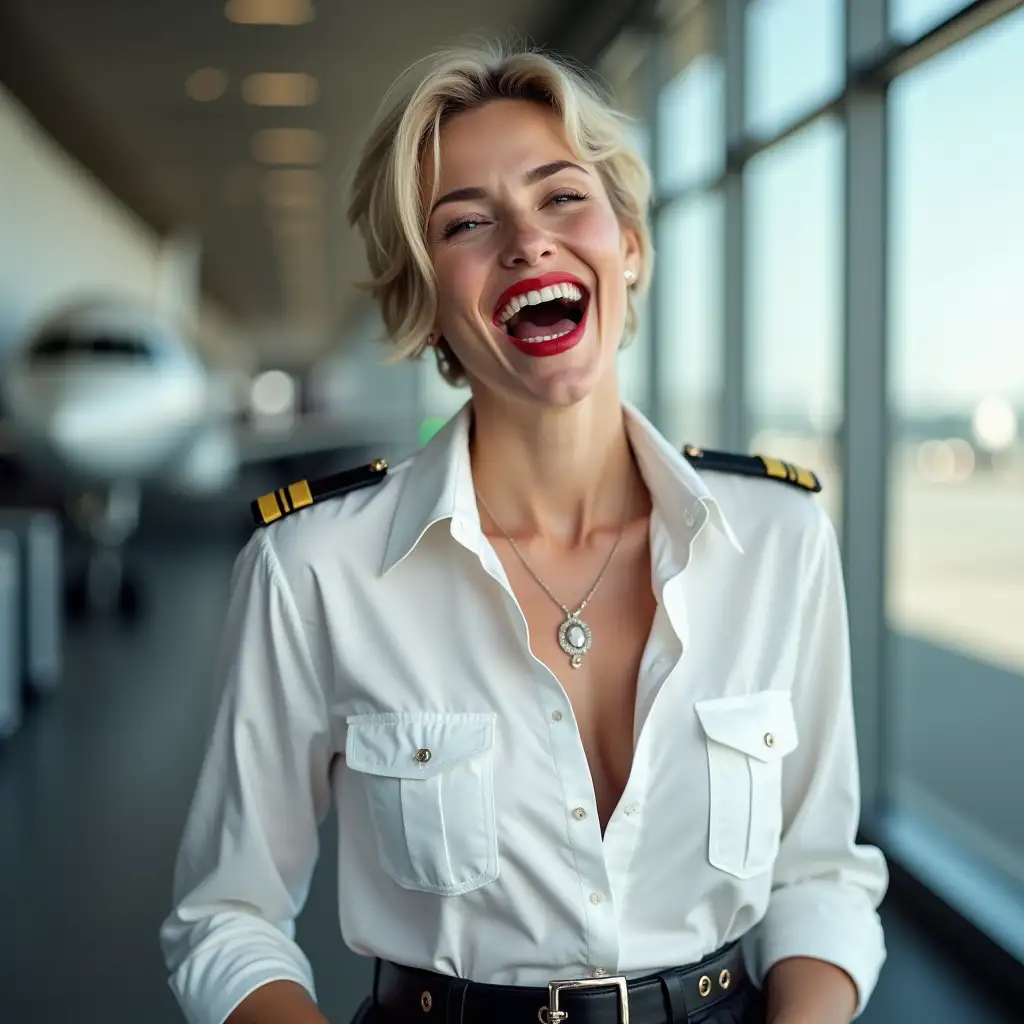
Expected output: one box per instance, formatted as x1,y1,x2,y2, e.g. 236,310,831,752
160,42,887,1024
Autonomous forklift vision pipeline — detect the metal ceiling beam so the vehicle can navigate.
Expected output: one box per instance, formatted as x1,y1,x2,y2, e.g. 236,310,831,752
540,0,657,67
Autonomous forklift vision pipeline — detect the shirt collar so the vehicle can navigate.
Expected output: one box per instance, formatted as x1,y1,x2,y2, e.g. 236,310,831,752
381,399,742,576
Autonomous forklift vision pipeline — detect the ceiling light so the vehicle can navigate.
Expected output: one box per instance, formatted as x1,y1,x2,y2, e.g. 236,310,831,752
272,217,321,240
243,72,318,107
186,68,228,102
225,0,314,25
252,128,325,165
262,169,323,208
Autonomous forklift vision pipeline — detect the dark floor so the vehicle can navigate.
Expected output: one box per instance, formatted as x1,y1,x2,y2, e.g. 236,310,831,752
0,542,1020,1024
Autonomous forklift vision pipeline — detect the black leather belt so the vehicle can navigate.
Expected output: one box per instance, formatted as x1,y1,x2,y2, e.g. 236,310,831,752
374,941,748,1024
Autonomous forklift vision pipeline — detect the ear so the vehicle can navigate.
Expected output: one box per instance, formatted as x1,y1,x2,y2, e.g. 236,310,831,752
620,223,642,281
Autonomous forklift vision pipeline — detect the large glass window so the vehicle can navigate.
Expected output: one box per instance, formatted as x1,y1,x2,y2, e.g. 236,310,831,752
744,117,844,525
890,0,973,41
655,191,724,449
619,290,651,414
887,7,1024,899
657,55,725,194
745,0,844,138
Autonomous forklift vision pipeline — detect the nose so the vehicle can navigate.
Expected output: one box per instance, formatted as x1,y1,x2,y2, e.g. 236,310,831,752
499,212,556,268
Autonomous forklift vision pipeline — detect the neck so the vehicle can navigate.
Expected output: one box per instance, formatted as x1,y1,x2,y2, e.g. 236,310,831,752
468,379,648,547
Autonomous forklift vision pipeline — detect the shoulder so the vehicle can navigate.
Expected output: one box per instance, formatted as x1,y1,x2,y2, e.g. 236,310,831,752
682,443,832,549
682,445,822,495
246,452,413,577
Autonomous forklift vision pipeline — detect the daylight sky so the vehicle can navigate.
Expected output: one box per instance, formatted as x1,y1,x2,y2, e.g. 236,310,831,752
650,0,1023,423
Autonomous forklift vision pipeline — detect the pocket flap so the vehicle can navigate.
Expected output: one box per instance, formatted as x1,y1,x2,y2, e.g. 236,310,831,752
345,712,496,780
694,690,798,761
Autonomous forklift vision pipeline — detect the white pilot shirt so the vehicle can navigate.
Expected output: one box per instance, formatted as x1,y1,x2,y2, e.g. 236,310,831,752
160,401,888,1024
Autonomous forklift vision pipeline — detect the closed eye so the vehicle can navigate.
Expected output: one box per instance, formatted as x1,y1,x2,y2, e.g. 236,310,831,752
547,189,590,206
441,190,589,239
442,216,488,239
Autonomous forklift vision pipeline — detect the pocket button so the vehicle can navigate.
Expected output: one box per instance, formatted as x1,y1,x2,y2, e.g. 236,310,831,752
764,733,774,748
414,748,432,763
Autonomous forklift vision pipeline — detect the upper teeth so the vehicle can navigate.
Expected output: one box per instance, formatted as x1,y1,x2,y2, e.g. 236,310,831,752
497,282,584,324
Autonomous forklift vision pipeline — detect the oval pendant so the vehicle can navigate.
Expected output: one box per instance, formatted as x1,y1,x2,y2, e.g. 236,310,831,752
558,616,592,668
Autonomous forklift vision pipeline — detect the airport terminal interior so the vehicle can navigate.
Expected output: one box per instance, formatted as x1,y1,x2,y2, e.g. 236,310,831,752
1,0,1022,1021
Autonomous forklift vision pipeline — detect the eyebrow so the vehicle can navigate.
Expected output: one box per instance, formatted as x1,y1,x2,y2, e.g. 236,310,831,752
429,160,588,217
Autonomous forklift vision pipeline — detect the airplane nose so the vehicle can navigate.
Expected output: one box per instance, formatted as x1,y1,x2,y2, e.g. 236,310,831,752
42,384,202,476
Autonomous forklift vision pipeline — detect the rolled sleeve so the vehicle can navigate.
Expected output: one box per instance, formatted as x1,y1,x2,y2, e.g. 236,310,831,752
159,529,333,1024
745,505,888,1017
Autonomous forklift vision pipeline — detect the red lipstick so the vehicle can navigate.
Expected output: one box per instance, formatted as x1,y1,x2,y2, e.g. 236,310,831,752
491,272,590,359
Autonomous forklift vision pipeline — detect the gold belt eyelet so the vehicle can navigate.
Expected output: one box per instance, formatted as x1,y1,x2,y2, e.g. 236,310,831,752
698,974,712,997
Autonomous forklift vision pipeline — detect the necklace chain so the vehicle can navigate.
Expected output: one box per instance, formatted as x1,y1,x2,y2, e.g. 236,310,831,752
475,487,629,667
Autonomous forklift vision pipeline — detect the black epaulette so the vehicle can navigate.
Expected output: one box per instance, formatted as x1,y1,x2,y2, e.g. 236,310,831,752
682,445,822,493
251,458,389,527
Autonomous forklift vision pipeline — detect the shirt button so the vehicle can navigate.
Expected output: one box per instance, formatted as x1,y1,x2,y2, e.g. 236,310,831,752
551,710,563,722
589,892,604,905
624,804,641,816
572,807,588,820
684,509,695,527
593,968,609,978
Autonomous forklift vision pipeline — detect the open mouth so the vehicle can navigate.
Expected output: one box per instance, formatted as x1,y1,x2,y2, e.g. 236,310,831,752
492,278,590,345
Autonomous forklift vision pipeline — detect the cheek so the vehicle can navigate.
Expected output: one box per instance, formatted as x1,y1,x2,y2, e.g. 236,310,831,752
434,246,490,323
568,204,626,259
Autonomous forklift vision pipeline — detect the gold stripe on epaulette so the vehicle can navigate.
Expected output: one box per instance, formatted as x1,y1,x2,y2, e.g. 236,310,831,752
794,466,818,490
288,479,313,510
760,456,789,482
257,492,282,524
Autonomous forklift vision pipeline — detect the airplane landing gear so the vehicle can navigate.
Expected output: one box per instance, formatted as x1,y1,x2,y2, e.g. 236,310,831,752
65,549,143,621
65,481,143,621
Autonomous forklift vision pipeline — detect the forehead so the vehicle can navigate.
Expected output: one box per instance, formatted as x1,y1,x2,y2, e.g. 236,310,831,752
422,98,579,195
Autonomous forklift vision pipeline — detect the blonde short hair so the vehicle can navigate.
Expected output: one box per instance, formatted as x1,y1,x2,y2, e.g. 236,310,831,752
347,41,653,386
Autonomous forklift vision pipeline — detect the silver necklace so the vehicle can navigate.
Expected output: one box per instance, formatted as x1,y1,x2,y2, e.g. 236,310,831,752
476,489,629,669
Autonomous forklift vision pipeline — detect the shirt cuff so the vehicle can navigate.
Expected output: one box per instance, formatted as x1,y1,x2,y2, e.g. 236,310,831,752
743,880,887,1018
168,935,317,1024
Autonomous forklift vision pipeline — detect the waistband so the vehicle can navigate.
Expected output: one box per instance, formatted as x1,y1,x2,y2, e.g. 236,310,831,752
373,941,748,1024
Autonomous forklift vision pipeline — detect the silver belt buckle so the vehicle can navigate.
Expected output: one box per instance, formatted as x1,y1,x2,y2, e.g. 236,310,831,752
538,975,630,1024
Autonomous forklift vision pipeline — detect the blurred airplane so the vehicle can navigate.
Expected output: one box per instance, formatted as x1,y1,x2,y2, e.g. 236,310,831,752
0,296,242,617
0,233,243,617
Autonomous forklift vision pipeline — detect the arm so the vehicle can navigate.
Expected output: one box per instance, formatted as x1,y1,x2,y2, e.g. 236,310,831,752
765,957,857,1024
746,505,889,1023
227,981,329,1023
160,530,334,1024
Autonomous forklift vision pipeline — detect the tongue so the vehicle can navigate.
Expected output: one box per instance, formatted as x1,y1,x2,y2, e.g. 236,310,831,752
509,303,576,341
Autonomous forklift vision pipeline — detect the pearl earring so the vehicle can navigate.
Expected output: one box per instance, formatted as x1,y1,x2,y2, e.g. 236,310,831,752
624,269,635,283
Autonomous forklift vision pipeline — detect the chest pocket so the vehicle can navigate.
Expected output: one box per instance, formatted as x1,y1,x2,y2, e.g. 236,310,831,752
345,712,499,896
694,690,798,880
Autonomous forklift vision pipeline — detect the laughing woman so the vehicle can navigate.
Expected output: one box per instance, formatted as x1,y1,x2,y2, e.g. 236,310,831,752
160,42,887,1024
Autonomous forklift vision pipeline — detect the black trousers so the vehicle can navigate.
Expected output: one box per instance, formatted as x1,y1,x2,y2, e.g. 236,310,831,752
350,976,765,1024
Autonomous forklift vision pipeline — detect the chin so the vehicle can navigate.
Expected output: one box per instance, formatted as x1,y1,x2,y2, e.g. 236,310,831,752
511,328,617,409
